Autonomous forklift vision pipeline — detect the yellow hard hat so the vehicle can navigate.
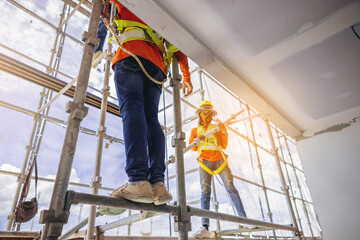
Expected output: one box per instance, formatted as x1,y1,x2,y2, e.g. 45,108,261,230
195,100,217,116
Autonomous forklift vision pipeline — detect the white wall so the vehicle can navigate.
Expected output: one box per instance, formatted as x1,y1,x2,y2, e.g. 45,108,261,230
297,121,360,240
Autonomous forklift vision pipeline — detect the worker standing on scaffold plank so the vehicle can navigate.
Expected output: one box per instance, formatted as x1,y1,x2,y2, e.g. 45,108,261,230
189,100,247,238
102,0,193,208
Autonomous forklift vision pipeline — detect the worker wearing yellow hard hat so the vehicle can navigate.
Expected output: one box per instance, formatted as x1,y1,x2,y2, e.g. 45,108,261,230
189,100,247,238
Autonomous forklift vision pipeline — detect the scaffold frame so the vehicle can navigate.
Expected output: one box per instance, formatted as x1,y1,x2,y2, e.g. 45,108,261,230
0,1,323,240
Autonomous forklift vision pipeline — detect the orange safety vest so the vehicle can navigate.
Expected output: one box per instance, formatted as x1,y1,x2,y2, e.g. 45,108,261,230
111,1,165,73
197,124,228,175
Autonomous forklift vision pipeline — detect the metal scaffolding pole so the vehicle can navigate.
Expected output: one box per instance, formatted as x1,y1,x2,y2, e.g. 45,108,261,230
275,130,304,235
0,52,121,116
86,18,114,240
265,120,301,239
5,88,46,230
171,57,190,240
246,105,277,239
39,0,102,239
0,100,124,145
6,1,70,230
127,210,132,236
284,135,314,237
199,68,221,231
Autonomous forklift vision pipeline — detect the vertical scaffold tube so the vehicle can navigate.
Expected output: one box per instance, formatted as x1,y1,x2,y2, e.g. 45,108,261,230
265,120,302,239
171,57,190,240
86,34,113,240
40,1,102,239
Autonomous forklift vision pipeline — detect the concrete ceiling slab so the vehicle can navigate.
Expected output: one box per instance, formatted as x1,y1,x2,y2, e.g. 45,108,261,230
117,0,360,138
206,0,354,54
271,28,360,119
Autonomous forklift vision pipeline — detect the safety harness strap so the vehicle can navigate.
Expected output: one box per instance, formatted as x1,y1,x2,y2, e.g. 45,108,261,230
198,158,228,176
114,19,171,71
197,124,228,175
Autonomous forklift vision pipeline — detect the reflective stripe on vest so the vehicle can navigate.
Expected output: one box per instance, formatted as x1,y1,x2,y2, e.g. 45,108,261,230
164,41,178,73
197,124,228,175
197,124,221,154
118,28,152,44
114,19,165,52
114,19,170,71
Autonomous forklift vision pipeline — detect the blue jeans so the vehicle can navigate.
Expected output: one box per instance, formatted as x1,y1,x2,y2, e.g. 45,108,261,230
114,56,166,184
199,159,247,226
94,3,108,53
94,19,107,53
95,3,118,53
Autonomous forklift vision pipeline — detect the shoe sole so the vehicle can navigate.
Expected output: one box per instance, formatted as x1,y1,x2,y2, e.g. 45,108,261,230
154,195,173,205
114,193,154,203
98,206,126,216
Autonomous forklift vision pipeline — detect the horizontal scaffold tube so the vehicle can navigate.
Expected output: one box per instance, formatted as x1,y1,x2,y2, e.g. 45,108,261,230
0,52,120,116
67,191,297,233
188,206,296,232
67,191,179,215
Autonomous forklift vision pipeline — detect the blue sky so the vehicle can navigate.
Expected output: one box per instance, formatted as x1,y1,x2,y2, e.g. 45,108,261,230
0,0,321,237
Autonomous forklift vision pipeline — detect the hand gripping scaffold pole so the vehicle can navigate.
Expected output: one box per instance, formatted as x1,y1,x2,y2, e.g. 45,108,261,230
39,0,102,239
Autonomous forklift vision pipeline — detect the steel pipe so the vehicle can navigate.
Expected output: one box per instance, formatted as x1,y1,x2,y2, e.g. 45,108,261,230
67,191,179,215
87,22,114,240
40,1,103,238
171,57,190,239
0,52,121,116
66,191,297,234
0,100,124,145
188,207,296,232
265,120,301,238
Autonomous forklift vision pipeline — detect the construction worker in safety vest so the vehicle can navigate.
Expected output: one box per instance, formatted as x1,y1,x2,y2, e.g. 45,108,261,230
101,1,193,208
189,100,247,239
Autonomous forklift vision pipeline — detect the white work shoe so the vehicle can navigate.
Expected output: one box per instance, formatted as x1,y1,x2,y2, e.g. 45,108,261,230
194,227,211,239
152,182,172,205
110,181,154,203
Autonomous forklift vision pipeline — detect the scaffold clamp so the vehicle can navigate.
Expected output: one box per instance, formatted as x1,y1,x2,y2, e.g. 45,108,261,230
168,155,175,164
173,211,191,232
82,31,101,47
170,74,182,87
90,176,102,188
281,185,290,192
39,209,70,224
96,126,107,136
171,134,185,148
66,101,89,120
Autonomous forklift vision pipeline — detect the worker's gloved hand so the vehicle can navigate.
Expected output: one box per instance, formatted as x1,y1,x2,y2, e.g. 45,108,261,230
218,122,227,134
198,135,205,141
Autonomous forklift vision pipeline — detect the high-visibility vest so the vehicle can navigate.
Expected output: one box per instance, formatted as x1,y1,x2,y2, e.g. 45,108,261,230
113,18,174,71
197,124,228,175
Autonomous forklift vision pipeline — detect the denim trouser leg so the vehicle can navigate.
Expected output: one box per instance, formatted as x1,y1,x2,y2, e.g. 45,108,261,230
94,3,108,53
218,165,247,217
199,166,212,226
199,159,247,227
144,82,165,184
114,57,165,182
94,19,108,53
